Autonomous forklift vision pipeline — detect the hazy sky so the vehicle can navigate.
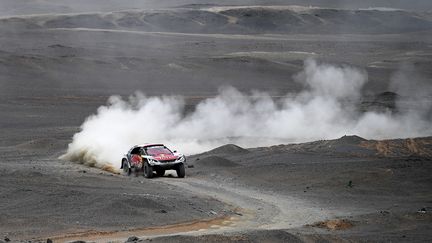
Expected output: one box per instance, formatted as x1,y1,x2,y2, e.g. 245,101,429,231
0,0,431,16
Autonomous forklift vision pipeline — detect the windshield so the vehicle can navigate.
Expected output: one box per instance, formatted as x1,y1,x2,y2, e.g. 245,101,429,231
145,146,172,156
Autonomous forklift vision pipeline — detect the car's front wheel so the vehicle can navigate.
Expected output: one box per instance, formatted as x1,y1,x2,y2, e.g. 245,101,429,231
143,161,154,178
122,160,131,176
176,163,185,178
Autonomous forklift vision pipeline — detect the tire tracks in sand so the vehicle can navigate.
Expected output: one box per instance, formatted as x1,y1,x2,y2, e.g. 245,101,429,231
44,176,345,242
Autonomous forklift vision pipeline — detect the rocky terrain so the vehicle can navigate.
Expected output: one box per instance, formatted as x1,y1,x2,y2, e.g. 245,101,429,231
2,5,432,35
1,134,431,242
0,2,431,243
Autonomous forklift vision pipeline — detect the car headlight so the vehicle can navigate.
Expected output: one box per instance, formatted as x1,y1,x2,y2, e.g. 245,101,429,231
149,158,159,163
177,156,185,162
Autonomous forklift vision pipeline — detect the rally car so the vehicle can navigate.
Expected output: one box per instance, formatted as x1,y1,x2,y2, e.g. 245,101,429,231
120,144,186,178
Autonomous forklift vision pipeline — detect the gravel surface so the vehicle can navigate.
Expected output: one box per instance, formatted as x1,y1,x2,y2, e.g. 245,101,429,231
1,3,431,243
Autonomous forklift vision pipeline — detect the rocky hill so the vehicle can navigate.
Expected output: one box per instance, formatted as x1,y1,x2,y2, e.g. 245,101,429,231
253,135,432,158
2,6,432,34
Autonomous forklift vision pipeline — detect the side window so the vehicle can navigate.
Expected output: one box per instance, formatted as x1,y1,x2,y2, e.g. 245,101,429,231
131,147,141,154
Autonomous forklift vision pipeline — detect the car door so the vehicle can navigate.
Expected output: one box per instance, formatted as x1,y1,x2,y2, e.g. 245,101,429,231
126,147,135,163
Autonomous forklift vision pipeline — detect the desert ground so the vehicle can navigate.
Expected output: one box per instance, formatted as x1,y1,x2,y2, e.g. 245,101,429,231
0,1,431,242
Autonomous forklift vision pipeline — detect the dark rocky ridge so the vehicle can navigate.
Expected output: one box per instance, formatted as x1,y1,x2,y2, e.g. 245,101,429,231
253,135,432,158
1,0,432,16
1,6,432,34
205,144,250,155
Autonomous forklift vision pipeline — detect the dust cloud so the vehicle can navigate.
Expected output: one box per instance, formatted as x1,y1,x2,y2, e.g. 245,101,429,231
61,59,432,169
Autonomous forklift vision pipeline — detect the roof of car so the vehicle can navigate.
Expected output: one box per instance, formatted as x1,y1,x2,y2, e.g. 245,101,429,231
136,143,164,148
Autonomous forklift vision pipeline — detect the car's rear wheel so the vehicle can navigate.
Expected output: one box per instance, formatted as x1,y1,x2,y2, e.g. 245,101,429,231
133,165,141,177
143,161,153,178
122,160,131,176
156,169,165,177
176,163,185,178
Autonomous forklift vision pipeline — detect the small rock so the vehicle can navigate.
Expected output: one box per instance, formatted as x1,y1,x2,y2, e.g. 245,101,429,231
380,210,390,215
157,209,167,213
47,239,53,243
209,210,217,215
417,207,427,213
347,180,353,188
187,164,194,168
126,236,139,242
234,212,243,216
4,238,10,242
70,241,86,243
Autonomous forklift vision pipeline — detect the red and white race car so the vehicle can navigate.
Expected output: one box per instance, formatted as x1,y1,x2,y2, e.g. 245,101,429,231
120,144,186,178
